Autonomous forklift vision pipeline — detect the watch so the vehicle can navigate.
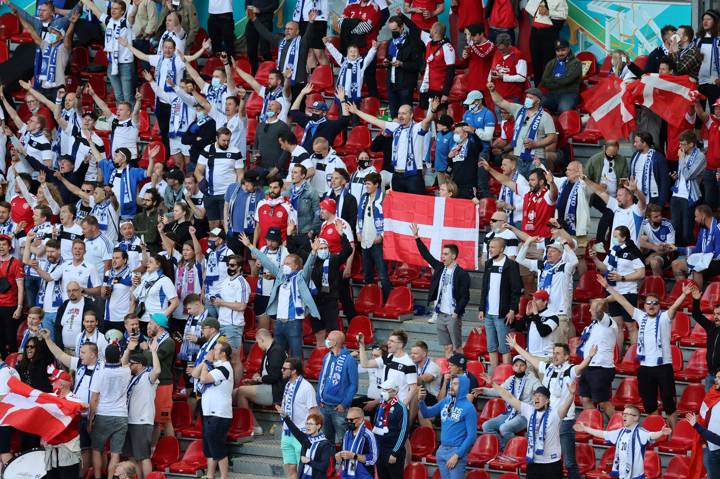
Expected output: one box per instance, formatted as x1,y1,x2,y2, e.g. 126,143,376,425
354,453,358,460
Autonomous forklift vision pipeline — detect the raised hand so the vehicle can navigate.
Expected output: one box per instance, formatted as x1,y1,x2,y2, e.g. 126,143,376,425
141,70,153,82
409,223,419,238
148,144,161,158
302,83,315,95
18,80,31,91
238,233,252,248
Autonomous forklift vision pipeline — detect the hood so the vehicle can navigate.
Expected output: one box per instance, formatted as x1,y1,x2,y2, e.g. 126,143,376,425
455,374,471,399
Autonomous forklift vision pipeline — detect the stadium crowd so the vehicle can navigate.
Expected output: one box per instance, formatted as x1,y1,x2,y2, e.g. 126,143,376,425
0,0,719,478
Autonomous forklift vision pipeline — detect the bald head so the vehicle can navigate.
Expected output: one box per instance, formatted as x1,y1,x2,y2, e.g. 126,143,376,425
328,330,345,350
566,161,583,181
67,281,82,301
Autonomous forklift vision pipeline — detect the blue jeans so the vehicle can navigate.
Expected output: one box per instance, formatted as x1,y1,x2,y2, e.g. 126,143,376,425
362,244,391,300
108,62,135,105
481,412,527,448
542,92,579,113
42,312,56,341
706,374,716,391
670,197,694,246
219,324,243,349
485,314,510,354
436,444,467,479
560,419,581,479
319,404,346,444
705,169,720,211
704,447,720,479
24,276,41,307
516,157,547,179
274,318,303,361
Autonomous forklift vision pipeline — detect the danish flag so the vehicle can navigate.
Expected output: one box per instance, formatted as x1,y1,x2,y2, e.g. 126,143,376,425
626,74,699,128
382,192,479,270
580,76,636,140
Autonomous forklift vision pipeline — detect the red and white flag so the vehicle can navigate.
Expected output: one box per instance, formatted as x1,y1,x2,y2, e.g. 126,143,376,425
0,376,83,442
382,191,479,270
626,74,698,128
580,76,636,140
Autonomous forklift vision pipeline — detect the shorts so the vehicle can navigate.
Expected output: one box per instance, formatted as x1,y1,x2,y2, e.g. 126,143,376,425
485,314,510,354
0,426,11,454
578,366,615,403
638,363,676,415
122,423,153,460
78,417,91,449
280,433,302,464
254,295,270,316
253,384,274,406
154,384,173,424
202,416,232,460
90,415,128,454
608,293,637,322
204,194,225,222
312,296,339,333
169,137,190,156
703,260,720,279
300,20,328,49
436,312,462,348
220,324,243,349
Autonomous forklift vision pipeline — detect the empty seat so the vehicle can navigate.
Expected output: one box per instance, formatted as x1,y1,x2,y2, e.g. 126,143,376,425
305,347,329,381
462,328,488,361
490,364,513,385
612,377,642,410
575,443,596,474
638,275,666,302
701,281,720,313
390,263,420,287
466,361,487,386
658,419,694,453
477,198,496,229
170,401,192,431
574,271,604,301
574,409,603,443
373,286,413,319
345,315,374,350
677,383,705,415
679,322,707,347
227,407,254,441
151,436,180,471
487,436,527,471
585,446,615,479
242,343,264,380
477,398,506,427
641,414,668,445
409,426,436,461
661,279,693,309
308,64,334,95
670,311,690,343
615,344,638,374
643,450,661,479
465,472,489,479
168,439,206,474
663,455,690,479
402,462,427,479
675,348,708,382
467,434,499,467
355,284,382,315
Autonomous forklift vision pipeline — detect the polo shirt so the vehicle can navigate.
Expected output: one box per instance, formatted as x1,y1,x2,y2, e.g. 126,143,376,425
197,142,244,196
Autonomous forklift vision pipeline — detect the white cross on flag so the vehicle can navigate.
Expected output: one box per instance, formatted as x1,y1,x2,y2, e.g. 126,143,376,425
627,74,699,127
0,376,84,443
382,191,479,270
580,76,636,140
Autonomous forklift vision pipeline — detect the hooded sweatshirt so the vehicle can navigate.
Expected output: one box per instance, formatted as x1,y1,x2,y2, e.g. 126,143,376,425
317,347,359,408
419,374,477,457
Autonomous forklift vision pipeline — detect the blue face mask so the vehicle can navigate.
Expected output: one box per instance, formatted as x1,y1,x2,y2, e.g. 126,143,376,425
318,249,329,260
207,240,216,250
266,110,276,118
523,98,535,109
211,77,222,88
46,33,58,44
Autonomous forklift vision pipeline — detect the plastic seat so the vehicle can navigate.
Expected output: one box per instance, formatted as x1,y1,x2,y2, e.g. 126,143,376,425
670,345,684,374
168,439,206,474
435,357,449,375
641,415,668,445
574,409,603,443
558,110,582,137
585,446,615,479
201,56,224,77
403,462,427,479
575,443,596,474
568,336,582,364
242,343,264,380
573,271,604,302
487,436,527,471
658,419,694,453
675,348,707,382
373,286,413,319
243,309,257,341
447,74,468,103
644,450,661,479
588,55,613,83
572,303,593,332
227,407,254,441
145,473,167,479
245,91,264,119
612,377,642,410
670,311,690,343
360,97,381,118
138,141,166,169
462,328,488,361
497,475,520,479
4,352,18,368
345,315,373,350
151,436,180,471
409,426,436,461
679,322,708,347
663,455,690,479
309,64,334,95
677,383,705,415
340,125,372,154
390,263,420,287
355,284,382,315
140,81,156,111
638,275,666,302
0,13,20,42
304,347,329,380
490,364,513,385
466,361,487,386
170,401,192,431
138,110,154,141
232,56,253,88
467,434,499,467
179,414,203,438
661,279,693,309
701,281,720,313
477,198,496,229
465,472,489,479
615,344,638,374
245,117,258,145
606,412,624,430
254,61,276,85
477,398,506,427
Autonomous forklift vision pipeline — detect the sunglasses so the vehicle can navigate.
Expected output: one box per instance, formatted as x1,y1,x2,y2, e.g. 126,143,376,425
645,300,660,305
607,159,614,174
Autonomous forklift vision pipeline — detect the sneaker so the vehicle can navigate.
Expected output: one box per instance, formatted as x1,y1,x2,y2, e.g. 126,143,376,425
428,313,437,324
253,425,264,436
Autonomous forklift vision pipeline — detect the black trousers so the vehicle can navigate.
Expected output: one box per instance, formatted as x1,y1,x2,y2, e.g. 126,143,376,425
376,447,405,479
45,463,80,479
208,12,236,57
638,363,677,415
391,173,425,195
155,101,171,154
0,305,18,356
589,193,614,242
530,25,559,84
246,13,274,73
72,20,103,47
338,276,356,323
526,460,563,479
363,56,378,97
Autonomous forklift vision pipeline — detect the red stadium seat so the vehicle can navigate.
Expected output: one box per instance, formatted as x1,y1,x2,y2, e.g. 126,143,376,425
477,398,506,427
568,336,582,364
558,110,582,137
477,198,496,229
661,279,693,309
140,81,155,111
170,401,192,431
467,434,499,467
345,315,373,350
701,282,720,313
145,473,167,479
677,383,705,415
490,364,514,385
465,472,489,479
671,345,684,374
575,409,603,443
340,125,372,153
575,443,596,474
309,64,334,95
201,56,224,78
390,263,420,287
638,275,666,302
497,475,520,479
606,412,624,430
168,440,206,474
679,322,707,347
243,309,257,341
670,311,690,343
615,344,638,374
658,419,694,453
179,414,203,438
435,357,449,375
403,462,427,479
675,348,708,382
355,284,382,315
151,436,180,471
447,74,468,103
232,56,253,88
575,51,597,79
0,13,20,42
254,61,276,85
242,343,264,379
446,102,464,123
644,450,661,479
373,286,413,319
227,407,254,441
304,347,329,380
588,55,613,84
663,455,690,479
466,361,486,386
360,97,381,118
641,415,667,445
245,92,264,119
463,328,488,361
612,377,642,410
410,426,436,461
573,271,604,302
138,141,166,169
487,436,527,471
585,446,615,479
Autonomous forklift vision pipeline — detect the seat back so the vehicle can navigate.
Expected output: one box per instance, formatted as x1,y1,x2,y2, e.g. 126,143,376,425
181,439,206,463
606,412,623,430
346,315,373,350
243,343,264,377
346,125,372,150
613,377,640,404
230,407,254,437
644,450,661,479
670,345,684,373
671,311,690,340
665,455,690,476
305,347,329,380
479,398,506,421
701,281,720,312
490,364,513,384
687,348,708,370
639,275,666,300
145,473,167,479
575,443,595,471
463,328,487,360
465,471,490,479
409,426,436,455
619,344,638,366
503,436,528,459
170,401,192,430
402,462,427,479
597,446,616,472
558,110,582,137
469,434,498,458
678,383,705,413
385,286,412,312
477,198,496,229
255,61,276,85
357,284,381,305
576,408,603,430
466,361,486,385
152,436,180,466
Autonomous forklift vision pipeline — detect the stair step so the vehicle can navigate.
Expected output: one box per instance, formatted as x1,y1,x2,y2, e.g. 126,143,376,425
232,455,286,476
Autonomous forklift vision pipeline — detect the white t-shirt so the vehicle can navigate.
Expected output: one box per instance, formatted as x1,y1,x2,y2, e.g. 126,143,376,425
309,154,346,197
127,369,158,424
100,14,134,65
208,0,233,14
603,426,652,478
56,224,84,260
520,402,562,464
282,377,317,433
108,114,139,160
259,86,291,123
70,358,101,409
528,310,559,358
75,329,108,360
147,54,186,105
104,268,132,323
707,401,720,452
40,259,64,313
256,246,288,297
416,358,442,397
521,254,576,316
607,197,644,244
208,108,247,160
217,275,250,326
538,361,577,421
482,229,519,259
359,364,382,400
84,234,112,277
578,314,617,369
632,309,671,367
201,360,234,418
639,219,675,246
603,244,644,295
60,298,85,347
132,273,177,321
600,156,618,197
0,364,19,394
197,143,244,196
89,365,132,417
486,256,506,316
379,353,417,403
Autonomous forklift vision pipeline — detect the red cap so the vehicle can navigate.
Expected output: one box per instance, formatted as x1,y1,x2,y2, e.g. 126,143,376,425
0,234,12,244
319,198,336,212
532,289,550,301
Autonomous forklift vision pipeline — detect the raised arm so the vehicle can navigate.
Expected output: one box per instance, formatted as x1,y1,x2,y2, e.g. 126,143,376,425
506,333,541,370
557,381,577,420
85,83,112,118
183,57,207,90
486,81,513,113
488,375,523,411
39,328,73,368
18,80,59,117
479,159,516,189
666,288,689,320
183,39,211,63
0,86,24,130
234,65,262,94
420,97,439,132
118,36,151,62
597,275,635,318
573,345,598,376
80,0,103,19
627,177,646,212
291,82,314,111
582,174,610,204
346,102,388,130
16,10,43,46
356,333,379,369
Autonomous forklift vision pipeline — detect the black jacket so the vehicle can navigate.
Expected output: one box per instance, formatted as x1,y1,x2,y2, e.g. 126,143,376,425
644,47,666,74
415,238,471,317
386,15,425,91
370,133,393,173
182,118,217,165
251,19,311,84
283,416,334,479
290,111,350,152
54,296,100,351
311,234,353,300
26,155,89,205
479,256,522,318
246,0,280,16
324,189,358,232
693,298,720,375
260,340,288,404
450,136,480,191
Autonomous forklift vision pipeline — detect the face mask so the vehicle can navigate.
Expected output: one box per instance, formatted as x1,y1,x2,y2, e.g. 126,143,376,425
46,33,58,44
318,249,329,260
380,390,390,401
207,240,216,250
523,98,535,109
211,77,222,88
197,111,206,120
324,338,333,348
513,371,524,378
226,267,238,276
358,159,371,168
453,133,463,144
266,110,276,118
282,264,293,275
310,113,322,121
391,31,401,39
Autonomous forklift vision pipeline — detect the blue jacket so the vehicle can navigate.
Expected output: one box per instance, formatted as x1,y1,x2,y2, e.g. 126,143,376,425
419,374,477,457
250,246,320,319
434,130,453,173
99,160,147,217
317,347,358,408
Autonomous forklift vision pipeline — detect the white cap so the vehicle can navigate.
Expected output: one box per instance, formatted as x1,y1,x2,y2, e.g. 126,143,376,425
463,90,483,105
380,378,399,391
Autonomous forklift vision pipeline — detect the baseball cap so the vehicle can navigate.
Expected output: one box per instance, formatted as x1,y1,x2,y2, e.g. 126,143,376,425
448,353,467,369
265,227,282,243
512,355,526,364
463,90,483,105
311,101,329,111
380,378,399,391
532,290,550,302
201,317,221,330
547,241,565,252
149,313,169,329
555,39,570,49
209,227,226,240
320,198,336,212
525,87,544,100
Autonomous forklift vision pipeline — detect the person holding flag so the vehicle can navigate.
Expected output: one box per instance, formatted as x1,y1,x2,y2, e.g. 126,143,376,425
687,387,720,479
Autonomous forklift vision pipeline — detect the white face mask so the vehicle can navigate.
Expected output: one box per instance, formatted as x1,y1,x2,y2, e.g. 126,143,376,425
380,390,390,401
523,98,535,109
282,264,293,275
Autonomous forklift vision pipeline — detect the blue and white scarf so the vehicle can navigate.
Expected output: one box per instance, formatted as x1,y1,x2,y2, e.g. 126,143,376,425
505,374,527,420
282,376,305,434
387,31,407,59
300,116,327,146
278,37,301,80
289,181,308,210
576,320,596,360
499,171,519,224
109,166,133,204
318,349,347,400
104,16,127,76
695,36,720,77
526,407,550,463
301,433,328,479
558,180,581,235
194,332,220,393
204,245,228,289
156,55,177,94
631,148,656,200
37,259,64,309
636,313,663,365
342,424,370,475
284,270,305,320
337,57,364,101
391,123,418,176
357,188,384,235
38,41,61,85
605,245,624,286
672,147,701,206
512,106,544,162
126,367,150,407
205,83,227,112
260,87,283,122
609,426,642,479
179,309,207,361
538,260,561,290
169,96,190,138
90,200,114,232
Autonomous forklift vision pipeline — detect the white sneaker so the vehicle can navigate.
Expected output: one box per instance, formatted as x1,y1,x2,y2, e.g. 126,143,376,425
253,425,264,436
428,313,437,324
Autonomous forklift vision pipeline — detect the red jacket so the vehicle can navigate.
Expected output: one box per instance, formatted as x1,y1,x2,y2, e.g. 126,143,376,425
343,2,382,52
490,47,526,100
452,0,483,30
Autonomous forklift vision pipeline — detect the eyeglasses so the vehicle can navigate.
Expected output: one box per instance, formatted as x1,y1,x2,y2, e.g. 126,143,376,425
645,300,660,305
25,345,35,350
81,189,93,193
306,422,317,427
347,417,362,421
